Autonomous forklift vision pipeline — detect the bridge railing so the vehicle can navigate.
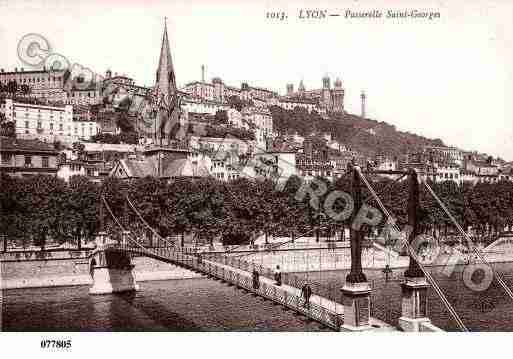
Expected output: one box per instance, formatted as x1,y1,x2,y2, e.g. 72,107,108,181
205,252,341,304
194,254,342,330
116,240,342,330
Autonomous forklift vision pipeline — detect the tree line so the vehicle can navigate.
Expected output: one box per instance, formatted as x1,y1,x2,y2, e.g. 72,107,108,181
1,173,513,249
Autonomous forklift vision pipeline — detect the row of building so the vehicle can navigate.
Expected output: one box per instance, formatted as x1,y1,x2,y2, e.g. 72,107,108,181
4,132,512,190
3,19,509,188
0,65,353,117
0,99,99,143
180,72,354,116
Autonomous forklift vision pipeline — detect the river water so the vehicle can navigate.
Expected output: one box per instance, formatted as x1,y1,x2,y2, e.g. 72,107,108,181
3,262,513,331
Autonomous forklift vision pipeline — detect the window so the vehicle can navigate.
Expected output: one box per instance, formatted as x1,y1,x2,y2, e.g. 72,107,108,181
25,121,29,128
37,121,42,129
24,156,32,166
59,124,63,131
49,123,53,130
42,156,49,168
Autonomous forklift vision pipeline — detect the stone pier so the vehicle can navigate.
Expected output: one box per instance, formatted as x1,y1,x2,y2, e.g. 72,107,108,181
89,232,139,295
340,281,372,331
398,276,431,331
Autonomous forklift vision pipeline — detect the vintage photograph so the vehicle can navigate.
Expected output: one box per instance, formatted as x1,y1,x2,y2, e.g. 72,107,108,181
1,0,513,340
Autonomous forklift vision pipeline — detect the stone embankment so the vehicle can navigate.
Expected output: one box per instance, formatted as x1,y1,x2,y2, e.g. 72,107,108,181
2,239,513,290
0,249,200,290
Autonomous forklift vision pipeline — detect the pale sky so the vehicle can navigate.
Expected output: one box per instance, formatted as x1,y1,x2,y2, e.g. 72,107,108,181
1,0,512,160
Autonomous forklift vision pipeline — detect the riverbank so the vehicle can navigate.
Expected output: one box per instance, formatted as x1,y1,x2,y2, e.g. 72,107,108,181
2,244,513,290
225,245,513,273
0,250,200,290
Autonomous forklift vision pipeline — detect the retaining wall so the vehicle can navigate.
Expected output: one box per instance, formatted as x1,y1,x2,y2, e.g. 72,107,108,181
0,250,200,290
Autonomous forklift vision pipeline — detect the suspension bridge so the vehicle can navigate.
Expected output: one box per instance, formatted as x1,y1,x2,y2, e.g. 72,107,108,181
87,164,513,332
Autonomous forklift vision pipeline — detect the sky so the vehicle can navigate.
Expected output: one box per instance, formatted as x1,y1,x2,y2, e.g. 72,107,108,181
1,0,512,160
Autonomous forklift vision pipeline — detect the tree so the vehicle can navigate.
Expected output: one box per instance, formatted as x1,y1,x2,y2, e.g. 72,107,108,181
20,84,31,96
116,111,135,133
72,142,85,160
67,176,100,248
214,110,228,124
227,95,253,112
0,113,15,137
7,80,18,95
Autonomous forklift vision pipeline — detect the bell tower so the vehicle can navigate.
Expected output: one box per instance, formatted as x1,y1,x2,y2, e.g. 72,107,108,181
332,77,345,114
321,75,331,111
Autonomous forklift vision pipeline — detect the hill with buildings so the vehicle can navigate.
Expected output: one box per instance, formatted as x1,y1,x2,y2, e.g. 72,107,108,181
269,106,445,158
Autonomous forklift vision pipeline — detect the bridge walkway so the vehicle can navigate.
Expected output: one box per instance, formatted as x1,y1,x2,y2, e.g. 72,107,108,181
111,244,395,331
209,257,396,332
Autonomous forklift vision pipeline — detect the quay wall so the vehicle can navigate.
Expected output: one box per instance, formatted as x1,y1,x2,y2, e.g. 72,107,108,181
2,244,513,290
0,250,200,290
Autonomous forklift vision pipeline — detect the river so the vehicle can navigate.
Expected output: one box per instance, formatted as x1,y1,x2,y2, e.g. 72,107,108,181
3,262,513,331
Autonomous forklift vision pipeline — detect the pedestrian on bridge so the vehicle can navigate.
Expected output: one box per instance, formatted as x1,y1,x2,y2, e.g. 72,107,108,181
301,283,312,309
252,268,260,290
274,265,282,286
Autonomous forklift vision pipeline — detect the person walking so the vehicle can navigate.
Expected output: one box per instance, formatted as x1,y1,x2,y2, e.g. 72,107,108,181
274,265,282,286
252,268,260,290
304,283,312,309
301,283,309,308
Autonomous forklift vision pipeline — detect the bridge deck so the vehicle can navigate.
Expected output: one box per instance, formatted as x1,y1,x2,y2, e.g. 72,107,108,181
111,245,396,331
208,259,396,332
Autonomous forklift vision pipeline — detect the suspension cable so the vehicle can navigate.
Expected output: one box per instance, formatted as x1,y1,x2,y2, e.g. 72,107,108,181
101,196,176,260
424,181,513,300
357,168,468,332
362,172,407,204
125,195,176,248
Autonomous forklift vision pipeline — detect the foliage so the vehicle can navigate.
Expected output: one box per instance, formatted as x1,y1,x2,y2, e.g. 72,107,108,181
2,172,513,248
0,113,15,137
269,106,445,158
213,110,228,125
227,95,253,112
90,132,138,144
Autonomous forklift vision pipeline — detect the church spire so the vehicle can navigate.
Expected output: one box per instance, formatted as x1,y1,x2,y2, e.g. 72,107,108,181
155,17,176,99
154,17,179,146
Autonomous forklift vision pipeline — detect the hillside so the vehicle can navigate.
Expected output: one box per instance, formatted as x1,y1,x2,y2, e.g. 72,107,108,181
269,106,445,158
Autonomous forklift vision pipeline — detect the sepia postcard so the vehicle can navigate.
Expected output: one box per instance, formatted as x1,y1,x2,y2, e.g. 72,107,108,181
1,0,513,357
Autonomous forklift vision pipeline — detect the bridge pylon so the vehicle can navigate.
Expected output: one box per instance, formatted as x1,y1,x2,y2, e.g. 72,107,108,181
341,163,372,331
89,232,139,295
398,169,431,331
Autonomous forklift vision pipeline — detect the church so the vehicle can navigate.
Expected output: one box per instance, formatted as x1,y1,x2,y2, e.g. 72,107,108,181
284,75,345,114
110,19,210,181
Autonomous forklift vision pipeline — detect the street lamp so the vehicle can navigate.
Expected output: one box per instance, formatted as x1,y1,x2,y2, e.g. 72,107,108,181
314,211,327,243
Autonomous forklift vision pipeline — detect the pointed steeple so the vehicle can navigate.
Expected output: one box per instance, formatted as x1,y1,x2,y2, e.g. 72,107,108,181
154,17,181,146
155,17,176,102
